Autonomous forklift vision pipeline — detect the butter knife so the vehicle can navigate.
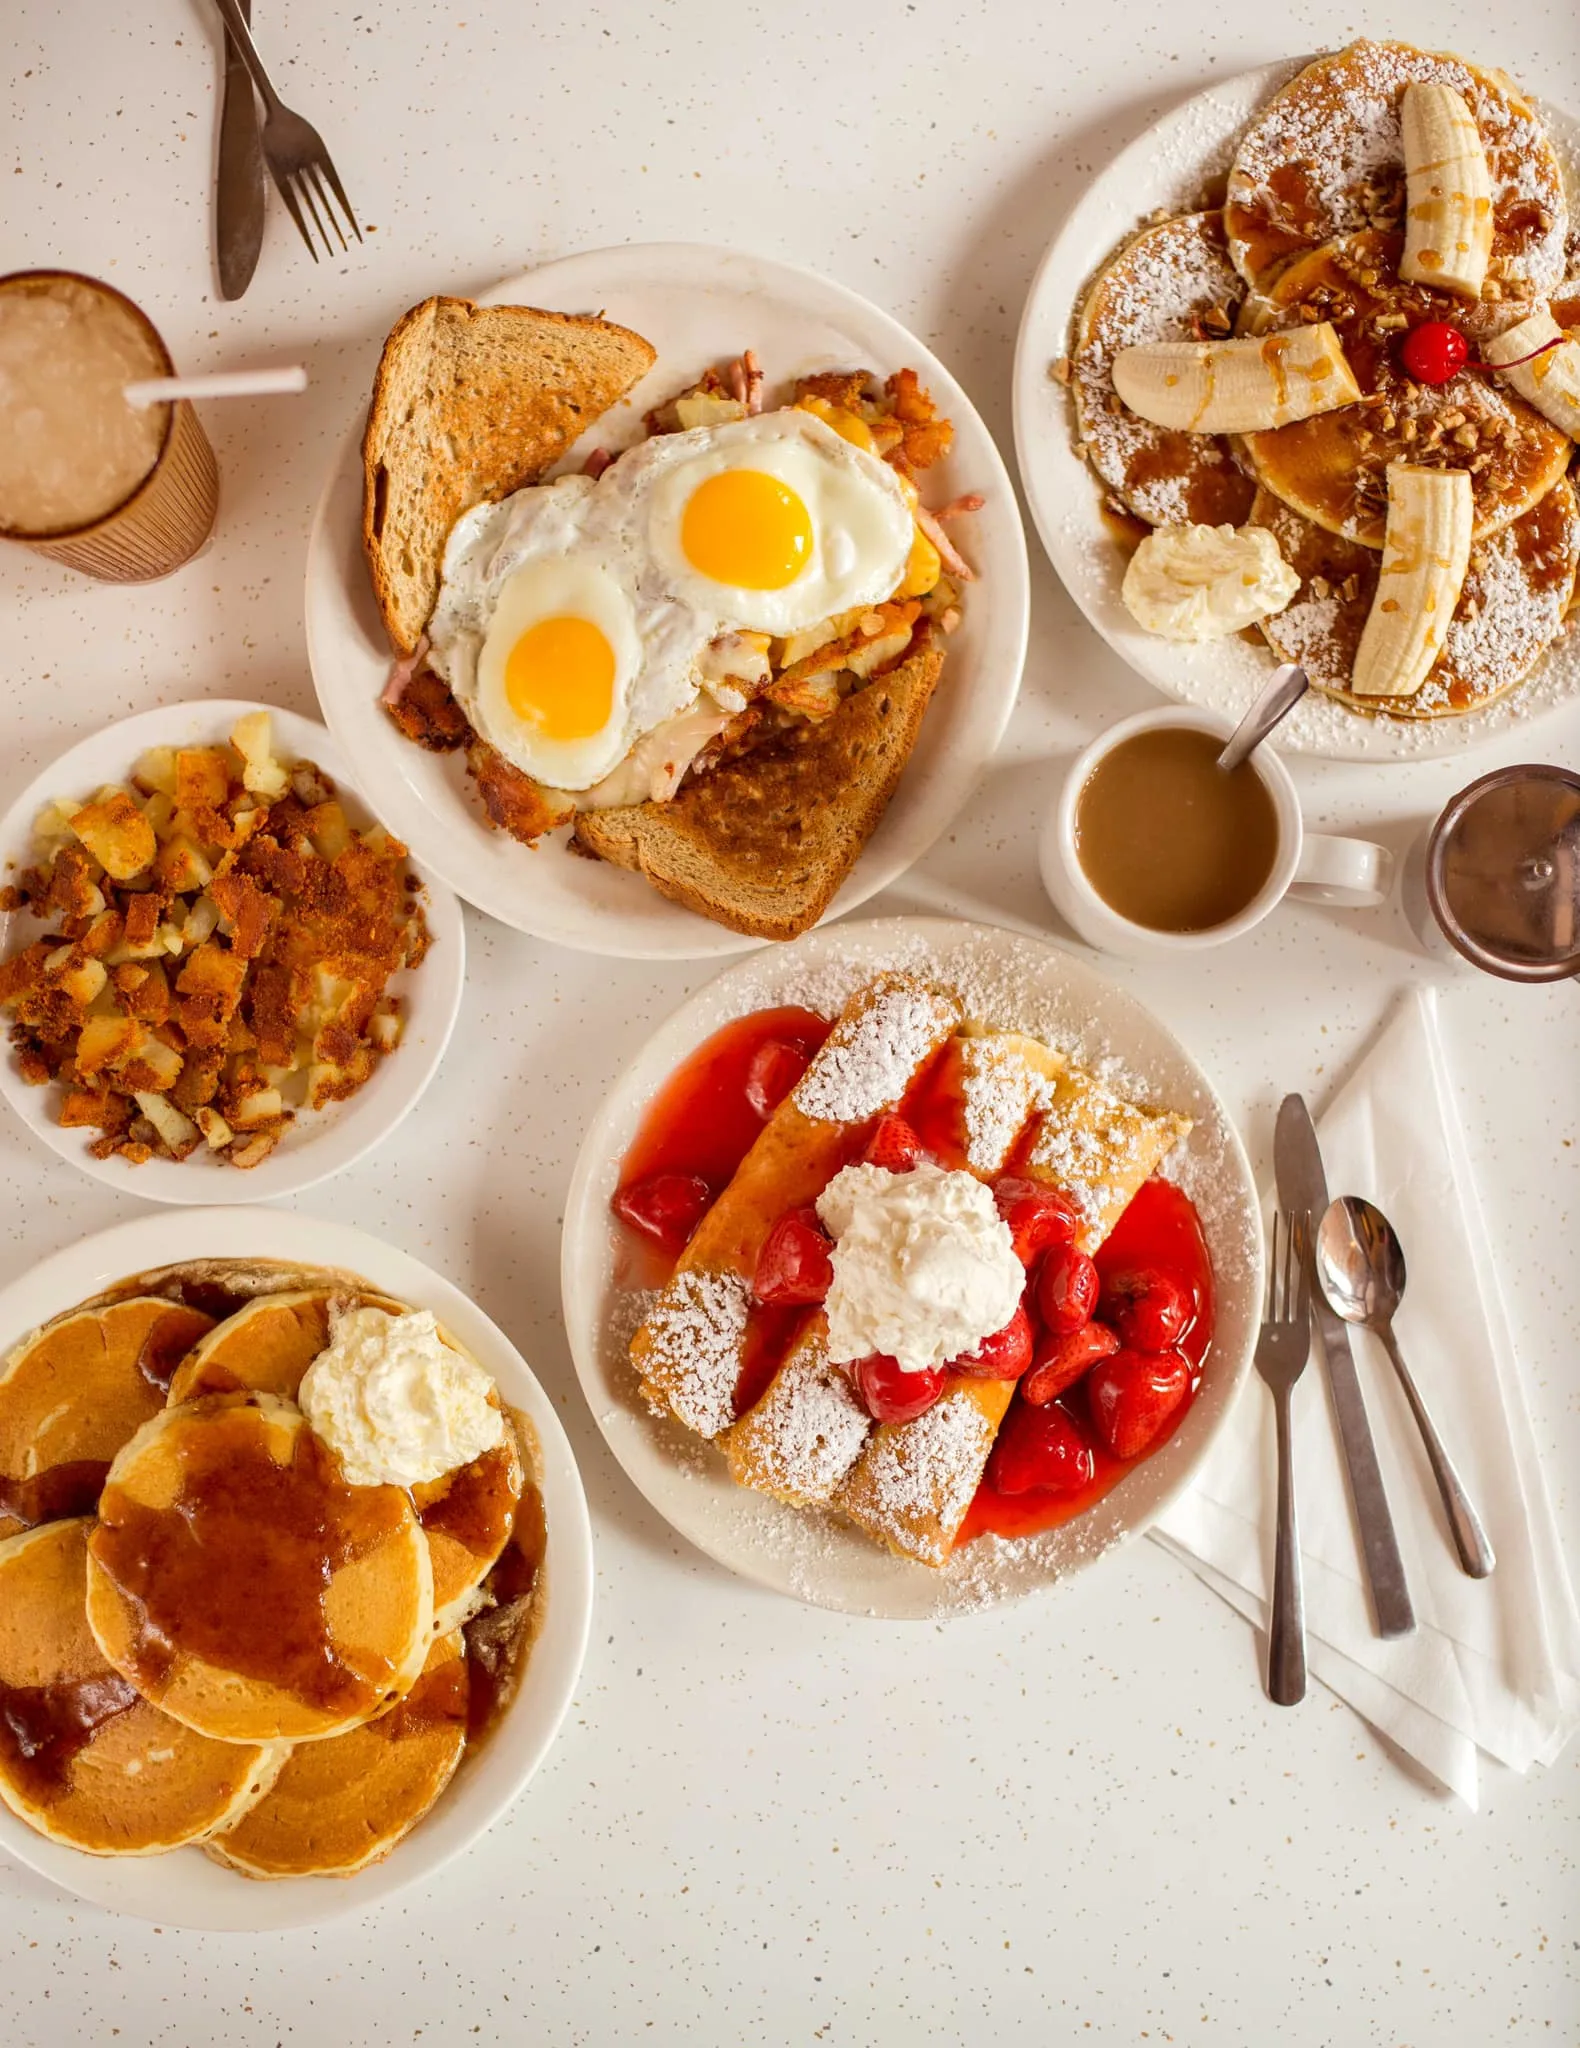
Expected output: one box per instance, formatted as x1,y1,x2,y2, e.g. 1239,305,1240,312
216,0,265,300
1275,1094,1415,1638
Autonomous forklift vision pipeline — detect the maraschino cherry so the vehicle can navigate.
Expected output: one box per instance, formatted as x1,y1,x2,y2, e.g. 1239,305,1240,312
1399,320,1469,386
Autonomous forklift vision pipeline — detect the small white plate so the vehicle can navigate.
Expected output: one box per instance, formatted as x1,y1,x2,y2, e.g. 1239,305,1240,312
560,916,1261,1620
1012,61,1580,763
0,1206,593,1933
0,700,465,1204
305,242,1030,957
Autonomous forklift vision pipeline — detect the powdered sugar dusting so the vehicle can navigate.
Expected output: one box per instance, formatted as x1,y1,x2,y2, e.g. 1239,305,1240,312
636,1267,750,1440
792,975,960,1124
839,1387,998,1567
722,1326,871,1506
959,1034,1058,1174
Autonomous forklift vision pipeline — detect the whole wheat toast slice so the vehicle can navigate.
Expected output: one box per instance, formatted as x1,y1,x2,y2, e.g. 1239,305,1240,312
361,296,656,655
571,644,945,941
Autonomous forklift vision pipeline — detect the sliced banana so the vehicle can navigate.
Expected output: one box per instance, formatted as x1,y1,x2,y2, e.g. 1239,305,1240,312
1399,83,1494,302
1483,307,1580,439
1351,465,1473,699
1111,324,1361,434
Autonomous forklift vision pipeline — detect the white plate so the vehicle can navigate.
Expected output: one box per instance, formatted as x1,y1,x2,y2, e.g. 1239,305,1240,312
305,243,1030,957
1012,60,1580,763
0,700,465,1204
560,916,1261,1620
0,1206,593,1932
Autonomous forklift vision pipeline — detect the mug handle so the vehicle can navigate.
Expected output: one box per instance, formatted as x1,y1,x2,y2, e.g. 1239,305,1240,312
1290,833,1394,908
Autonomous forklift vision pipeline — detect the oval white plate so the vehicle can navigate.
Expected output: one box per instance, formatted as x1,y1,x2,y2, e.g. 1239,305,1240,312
0,700,465,1204
1012,60,1580,763
305,243,1030,957
561,916,1261,1620
0,1206,594,1932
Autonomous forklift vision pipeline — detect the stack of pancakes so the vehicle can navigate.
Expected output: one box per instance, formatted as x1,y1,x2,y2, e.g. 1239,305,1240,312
1069,39,1580,719
0,1265,538,1881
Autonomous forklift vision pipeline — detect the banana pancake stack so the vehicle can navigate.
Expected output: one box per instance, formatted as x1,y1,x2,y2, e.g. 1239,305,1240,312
1065,39,1580,719
0,1262,544,1880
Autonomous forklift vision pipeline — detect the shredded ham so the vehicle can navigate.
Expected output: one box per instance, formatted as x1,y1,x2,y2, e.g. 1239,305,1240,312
581,447,613,479
933,493,984,521
380,634,430,709
914,503,975,582
743,349,764,415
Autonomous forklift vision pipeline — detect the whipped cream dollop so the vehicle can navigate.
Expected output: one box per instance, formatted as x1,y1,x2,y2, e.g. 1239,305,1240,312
1122,522,1299,642
815,1161,1023,1376
300,1305,504,1488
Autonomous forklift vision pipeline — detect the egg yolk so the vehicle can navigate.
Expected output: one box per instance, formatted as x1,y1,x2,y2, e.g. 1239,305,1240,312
504,615,616,740
682,468,813,590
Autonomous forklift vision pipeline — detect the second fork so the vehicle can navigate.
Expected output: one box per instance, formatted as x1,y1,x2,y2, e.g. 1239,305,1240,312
1256,1209,1313,1707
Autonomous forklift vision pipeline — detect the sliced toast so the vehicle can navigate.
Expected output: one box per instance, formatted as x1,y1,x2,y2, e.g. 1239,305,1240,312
572,645,945,941
361,296,656,655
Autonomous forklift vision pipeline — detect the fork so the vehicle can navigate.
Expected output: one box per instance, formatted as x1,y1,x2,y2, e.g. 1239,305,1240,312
210,0,361,262
1257,1209,1313,1706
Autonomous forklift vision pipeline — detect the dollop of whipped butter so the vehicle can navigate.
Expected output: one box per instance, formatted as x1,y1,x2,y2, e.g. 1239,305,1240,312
815,1161,1023,1375
300,1305,503,1488
1122,522,1299,642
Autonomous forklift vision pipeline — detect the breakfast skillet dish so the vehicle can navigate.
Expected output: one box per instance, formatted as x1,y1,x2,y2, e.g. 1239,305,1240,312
0,1260,545,1879
366,298,979,939
1058,39,1580,720
609,970,1213,1568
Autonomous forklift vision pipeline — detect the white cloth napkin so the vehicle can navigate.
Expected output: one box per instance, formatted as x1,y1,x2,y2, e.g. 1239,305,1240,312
1155,985,1580,1807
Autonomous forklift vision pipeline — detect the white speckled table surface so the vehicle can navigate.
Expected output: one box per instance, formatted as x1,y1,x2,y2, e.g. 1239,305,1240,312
3,2,1578,2041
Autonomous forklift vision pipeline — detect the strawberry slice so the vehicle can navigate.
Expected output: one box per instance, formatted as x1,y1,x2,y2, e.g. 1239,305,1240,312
745,1039,811,1119
1021,1321,1119,1405
1034,1243,1100,1335
988,1399,1097,1496
992,1177,1079,1264
1086,1348,1191,1459
864,1114,927,1173
853,1354,946,1424
952,1303,1034,1379
1102,1268,1194,1353
612,1172,712,1256
752,1209,834,1306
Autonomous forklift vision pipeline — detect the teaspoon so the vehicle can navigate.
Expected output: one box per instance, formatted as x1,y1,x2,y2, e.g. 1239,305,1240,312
1216,663,1309,775
1315,1195,1495,1579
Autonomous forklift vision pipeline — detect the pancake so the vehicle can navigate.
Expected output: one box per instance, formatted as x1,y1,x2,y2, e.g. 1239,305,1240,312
85,1394,433,1744
1241,232,1571,549
1225,41,1568,293
166,1286,403,1405
208,1630,468,1880
1022,1067,1192,1257
1253,476,1580,717
413,1424,524,1633
0,1520,285,1856
1071,212,1257,529
0,1298,215,1541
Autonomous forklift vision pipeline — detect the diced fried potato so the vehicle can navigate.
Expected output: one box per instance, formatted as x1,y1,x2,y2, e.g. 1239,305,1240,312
133,1090,201,1159
70,793,156,882
776,617,846,668
231,712,290,800
229,1086,284,1129
194,1105,233,1150
228,1130,280,1170
141,790,175,839
844,627,914,679
32,798,81,846
303,801,352,862
369,1004,402,1052
182,895,220,948
75,1013,141,1077
154,834,212,894
290,762,334,809
674,391,748,430
174,747,233,813
59,1087,128,1132
120,1032,183,1093
132,746,178,798
52,956,108,1009
763,671,843,718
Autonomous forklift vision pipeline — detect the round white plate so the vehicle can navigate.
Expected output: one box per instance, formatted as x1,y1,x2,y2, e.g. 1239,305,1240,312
561,916,1261,1620
1012,61,1580,763
305,243,1030,957
0,1206,594,1932
0,700,465,1204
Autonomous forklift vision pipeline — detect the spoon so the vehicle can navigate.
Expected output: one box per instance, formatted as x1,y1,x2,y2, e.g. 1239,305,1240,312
1216,663,1309,774
1316,1196,1495,1579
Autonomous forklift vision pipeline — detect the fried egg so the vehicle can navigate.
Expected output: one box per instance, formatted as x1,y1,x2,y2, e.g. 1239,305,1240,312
616,409,915,635
427,477,712,791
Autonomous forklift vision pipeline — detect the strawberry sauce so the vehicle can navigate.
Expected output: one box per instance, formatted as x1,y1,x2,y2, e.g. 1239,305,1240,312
958,1178,1214,1545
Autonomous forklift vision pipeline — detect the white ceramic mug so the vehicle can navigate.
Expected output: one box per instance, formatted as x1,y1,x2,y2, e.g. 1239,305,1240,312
1039,707,1393,960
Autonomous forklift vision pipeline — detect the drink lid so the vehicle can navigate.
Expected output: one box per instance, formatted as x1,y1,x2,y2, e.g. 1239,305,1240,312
1426,764,1580,983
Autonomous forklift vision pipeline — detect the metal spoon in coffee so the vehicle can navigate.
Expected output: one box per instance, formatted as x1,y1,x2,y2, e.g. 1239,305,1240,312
1216,664,1309,775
